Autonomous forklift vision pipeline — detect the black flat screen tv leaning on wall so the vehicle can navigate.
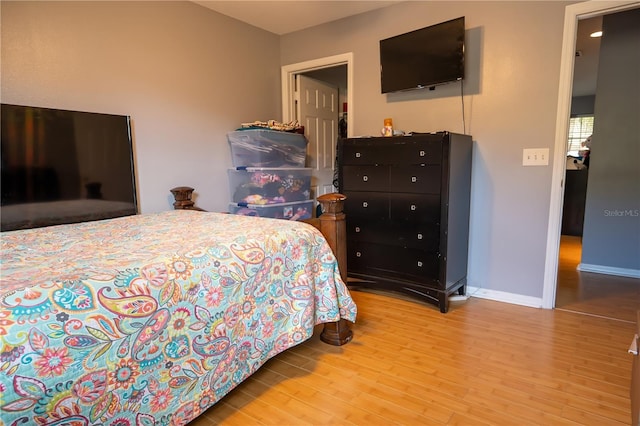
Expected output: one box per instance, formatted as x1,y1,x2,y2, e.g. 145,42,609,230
380,16,465,94
1,104,138,231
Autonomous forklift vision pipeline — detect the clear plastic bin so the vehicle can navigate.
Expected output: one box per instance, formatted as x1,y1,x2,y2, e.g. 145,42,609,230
228,168,311,204
228,129,308,168
228,200,314,221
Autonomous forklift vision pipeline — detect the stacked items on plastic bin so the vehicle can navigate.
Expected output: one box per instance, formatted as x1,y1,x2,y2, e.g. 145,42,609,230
227,124,313,220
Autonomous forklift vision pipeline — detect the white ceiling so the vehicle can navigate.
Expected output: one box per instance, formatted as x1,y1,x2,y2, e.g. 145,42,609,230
193,1,402,35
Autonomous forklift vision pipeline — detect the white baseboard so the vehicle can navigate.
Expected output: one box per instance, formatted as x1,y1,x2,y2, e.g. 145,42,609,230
577,263,640,279
466,286,543,309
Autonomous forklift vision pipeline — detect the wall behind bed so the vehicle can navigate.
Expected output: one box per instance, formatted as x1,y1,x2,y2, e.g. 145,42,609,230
1,1,280,214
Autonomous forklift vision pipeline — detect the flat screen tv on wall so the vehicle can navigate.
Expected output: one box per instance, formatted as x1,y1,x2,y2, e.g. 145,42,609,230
1,104,138,231
380,16,465,94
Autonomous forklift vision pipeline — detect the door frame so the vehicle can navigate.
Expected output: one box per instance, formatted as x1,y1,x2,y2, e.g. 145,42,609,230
281,52,354,138
542,0,640,309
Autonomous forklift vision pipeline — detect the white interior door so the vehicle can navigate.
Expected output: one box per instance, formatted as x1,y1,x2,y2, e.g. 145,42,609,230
296,75,338,200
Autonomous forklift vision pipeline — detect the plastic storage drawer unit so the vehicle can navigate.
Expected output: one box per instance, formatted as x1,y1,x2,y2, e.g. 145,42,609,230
229,200,313,221
228,168,311,204
228,129,308,168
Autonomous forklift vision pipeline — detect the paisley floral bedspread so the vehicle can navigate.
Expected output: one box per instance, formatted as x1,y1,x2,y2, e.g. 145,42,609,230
0,210,357,426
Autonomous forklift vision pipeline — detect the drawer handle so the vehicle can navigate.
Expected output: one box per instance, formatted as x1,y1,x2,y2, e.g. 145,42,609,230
410,204,417,211
362,202,368,208
417,233,423,240
417,261,423,267
411,176,417,183
356,251,362,257
363,175,368,182
419,150,426,157
355,227,360,233
355,152,361,158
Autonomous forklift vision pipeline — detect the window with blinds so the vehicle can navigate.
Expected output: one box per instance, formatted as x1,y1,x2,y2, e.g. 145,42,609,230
567,115,594,155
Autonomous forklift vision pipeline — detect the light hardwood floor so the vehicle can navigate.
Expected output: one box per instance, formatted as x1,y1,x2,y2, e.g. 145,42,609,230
555,235,640,323
190,285,637,425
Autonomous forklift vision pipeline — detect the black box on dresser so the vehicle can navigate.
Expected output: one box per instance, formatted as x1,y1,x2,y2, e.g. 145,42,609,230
337,132,472,313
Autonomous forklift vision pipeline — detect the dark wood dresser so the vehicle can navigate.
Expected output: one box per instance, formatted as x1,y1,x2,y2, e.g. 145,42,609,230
561,169,588,236
337,132,472,313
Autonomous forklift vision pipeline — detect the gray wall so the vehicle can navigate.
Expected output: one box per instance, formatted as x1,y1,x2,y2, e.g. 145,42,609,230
281,1,572,300
1,1,281,213
580,8,640,272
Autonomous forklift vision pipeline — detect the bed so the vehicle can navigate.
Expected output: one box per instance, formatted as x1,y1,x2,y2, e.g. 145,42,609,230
0,198,356,425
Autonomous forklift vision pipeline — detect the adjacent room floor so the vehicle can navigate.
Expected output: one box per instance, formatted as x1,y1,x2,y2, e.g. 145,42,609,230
555,235,640,323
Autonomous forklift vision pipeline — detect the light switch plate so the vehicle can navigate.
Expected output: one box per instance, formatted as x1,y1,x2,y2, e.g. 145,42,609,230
523,148,549,166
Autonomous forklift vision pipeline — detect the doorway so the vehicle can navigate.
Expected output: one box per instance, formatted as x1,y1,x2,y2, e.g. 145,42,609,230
281,53,353,137
281,53,353,207
543,1,640,317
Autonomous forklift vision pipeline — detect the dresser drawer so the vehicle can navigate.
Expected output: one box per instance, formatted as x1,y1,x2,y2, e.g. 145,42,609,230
342,165,389,191
341,142,389,165
389,193,441,224
395,247,440,283
344,192,389,220
347,221,439,251
340,137,443,166
396,226,440,251
389,165,441,194
389,139,442,165
348,242,440,285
